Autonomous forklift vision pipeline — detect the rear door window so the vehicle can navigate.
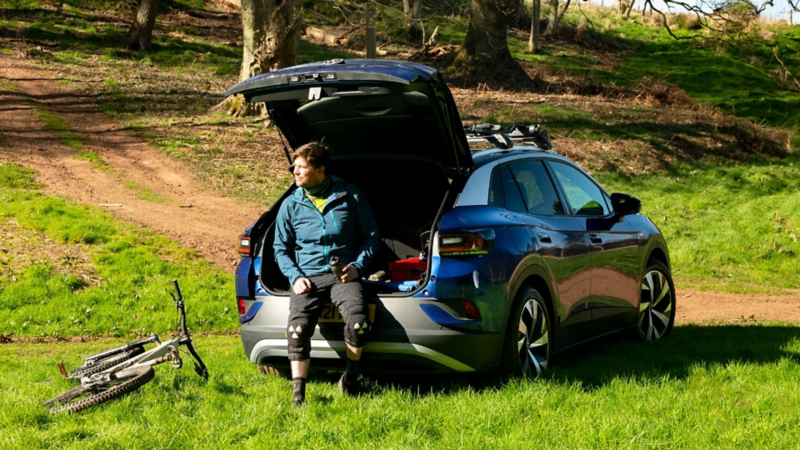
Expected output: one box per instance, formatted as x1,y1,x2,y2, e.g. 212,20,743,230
548,161,610,216
508,160,565,216
488,166,505,207
488,165,526,212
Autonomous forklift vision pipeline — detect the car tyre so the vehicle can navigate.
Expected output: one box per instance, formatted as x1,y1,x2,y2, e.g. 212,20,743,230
636,260,676,341
501,286,553,377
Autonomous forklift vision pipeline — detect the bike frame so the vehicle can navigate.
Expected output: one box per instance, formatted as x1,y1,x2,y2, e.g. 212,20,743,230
76,280,208,387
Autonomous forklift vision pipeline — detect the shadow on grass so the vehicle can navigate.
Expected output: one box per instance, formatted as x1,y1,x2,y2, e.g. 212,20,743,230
0,6,240,72
363,324,800,396
550,324,800,389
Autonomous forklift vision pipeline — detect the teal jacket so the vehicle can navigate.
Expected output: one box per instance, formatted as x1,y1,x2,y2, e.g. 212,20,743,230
273,176,380,286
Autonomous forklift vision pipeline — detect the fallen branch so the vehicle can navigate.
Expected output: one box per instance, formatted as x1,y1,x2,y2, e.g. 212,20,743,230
773,47,800,91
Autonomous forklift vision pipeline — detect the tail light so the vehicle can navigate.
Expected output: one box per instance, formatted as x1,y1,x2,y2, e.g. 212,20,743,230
237,298,246,315
237,234,251,257
439,229,495,256
462,300,481,320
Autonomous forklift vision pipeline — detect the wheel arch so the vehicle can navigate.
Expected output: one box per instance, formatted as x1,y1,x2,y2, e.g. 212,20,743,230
647,247,669,268
503,263,558,344
641,234,671,278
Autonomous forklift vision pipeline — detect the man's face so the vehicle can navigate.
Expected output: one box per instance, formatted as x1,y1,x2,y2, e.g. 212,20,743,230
293,156,325,189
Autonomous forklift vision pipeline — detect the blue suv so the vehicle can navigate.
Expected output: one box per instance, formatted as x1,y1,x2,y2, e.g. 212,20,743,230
226,60,675,376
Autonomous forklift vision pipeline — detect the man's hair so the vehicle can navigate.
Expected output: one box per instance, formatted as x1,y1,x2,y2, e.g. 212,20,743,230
294,140,330,171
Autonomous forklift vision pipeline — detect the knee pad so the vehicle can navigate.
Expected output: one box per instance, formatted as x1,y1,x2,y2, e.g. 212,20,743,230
344,313,371,348
286,319,313,361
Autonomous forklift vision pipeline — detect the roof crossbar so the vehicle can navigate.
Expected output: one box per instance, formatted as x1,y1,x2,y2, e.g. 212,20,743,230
463,123,553,151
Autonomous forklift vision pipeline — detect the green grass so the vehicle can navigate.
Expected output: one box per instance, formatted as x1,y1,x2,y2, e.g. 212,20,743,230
34,106,85,150
506,8,800,134
124,181,165,203
0,79,19,91
0,162,235,338
3,324,800,447
597,157,800,292
0,161,40,189
74,151,109,171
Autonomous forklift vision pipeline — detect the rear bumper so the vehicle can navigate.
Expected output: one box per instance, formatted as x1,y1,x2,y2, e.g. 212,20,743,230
239,295,502,374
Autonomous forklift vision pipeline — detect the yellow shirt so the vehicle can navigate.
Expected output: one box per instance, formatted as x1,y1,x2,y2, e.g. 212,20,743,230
306,192,327,212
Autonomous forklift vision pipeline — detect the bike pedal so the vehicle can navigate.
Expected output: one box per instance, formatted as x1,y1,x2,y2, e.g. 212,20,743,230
57,361,67,378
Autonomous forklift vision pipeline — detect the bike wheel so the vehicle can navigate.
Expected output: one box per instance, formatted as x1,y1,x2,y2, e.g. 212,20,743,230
66,346,145,379
48,366,155,415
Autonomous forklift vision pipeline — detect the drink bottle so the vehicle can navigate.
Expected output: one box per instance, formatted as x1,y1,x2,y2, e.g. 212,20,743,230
329,256,345,280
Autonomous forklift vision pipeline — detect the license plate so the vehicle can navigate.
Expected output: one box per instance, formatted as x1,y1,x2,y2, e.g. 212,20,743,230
318,303,376,323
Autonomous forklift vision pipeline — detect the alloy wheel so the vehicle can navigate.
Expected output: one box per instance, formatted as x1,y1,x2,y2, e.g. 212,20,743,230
638,269,674,340
517,298,550,376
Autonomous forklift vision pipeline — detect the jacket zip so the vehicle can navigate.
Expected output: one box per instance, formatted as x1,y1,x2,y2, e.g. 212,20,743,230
293,191,347,272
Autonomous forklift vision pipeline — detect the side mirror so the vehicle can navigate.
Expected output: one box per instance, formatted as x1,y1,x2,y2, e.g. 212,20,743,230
611,193,641,216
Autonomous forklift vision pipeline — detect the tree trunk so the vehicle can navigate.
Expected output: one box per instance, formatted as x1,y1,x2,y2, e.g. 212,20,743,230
450,0,527,82
557,0,571,25
229,0,303,117
624,0,634,18
366,3,377,58
528,0,540,53
127,0,160,51
545,0,559,36
789,9,793,25
408,0,423,41
619,0,634,18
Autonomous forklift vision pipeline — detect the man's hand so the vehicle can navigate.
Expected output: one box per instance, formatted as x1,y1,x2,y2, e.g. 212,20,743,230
341,265,359,283
293,277,312,295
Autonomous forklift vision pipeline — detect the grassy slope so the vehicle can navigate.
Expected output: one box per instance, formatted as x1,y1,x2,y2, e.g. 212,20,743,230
4,326,800,447
506,7,800,145
597,158,800,292
1,2,798,293
0,162,236,338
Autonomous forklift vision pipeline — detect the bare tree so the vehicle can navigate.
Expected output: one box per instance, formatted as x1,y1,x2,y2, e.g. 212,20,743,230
127,0,160,51
226,0,303,117
450,0,527,79
641,0,789,41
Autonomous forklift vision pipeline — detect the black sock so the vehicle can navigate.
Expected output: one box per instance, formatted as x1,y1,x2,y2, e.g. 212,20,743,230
292,377,306,402
344,358,360,382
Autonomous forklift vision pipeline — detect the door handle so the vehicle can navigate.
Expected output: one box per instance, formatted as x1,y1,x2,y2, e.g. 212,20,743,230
537,233,552,243
589,234,603,244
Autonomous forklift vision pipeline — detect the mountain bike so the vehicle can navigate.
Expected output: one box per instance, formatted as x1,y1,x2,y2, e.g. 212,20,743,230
44,280,209,414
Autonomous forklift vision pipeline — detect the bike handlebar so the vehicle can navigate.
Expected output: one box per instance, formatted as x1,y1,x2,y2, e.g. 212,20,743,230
172,279,182,301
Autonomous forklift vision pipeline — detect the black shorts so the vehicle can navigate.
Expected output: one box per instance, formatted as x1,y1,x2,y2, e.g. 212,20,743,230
288,273,369,344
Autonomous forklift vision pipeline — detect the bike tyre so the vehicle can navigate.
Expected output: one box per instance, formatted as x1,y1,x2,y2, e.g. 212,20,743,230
49,366,155,415
43,384,92,407
66,346,145,379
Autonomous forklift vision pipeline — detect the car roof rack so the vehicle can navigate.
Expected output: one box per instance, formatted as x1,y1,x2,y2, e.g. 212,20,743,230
463,123,553,151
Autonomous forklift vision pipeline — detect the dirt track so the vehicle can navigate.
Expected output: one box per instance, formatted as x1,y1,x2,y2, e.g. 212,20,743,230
1,56,799,324
0,55,263,271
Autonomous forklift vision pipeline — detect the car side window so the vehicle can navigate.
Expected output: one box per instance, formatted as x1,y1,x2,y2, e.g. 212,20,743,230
508,160,565,216
548,162,609,216
489,165,526,212
488,166,505,208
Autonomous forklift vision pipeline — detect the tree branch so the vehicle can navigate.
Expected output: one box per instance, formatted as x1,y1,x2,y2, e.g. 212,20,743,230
773,47,800,91
557,0,572,24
